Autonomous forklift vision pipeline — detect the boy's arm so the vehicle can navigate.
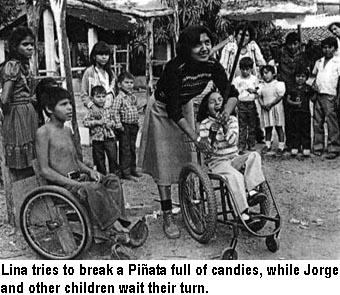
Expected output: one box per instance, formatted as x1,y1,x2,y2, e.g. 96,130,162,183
112,95,123,130
286,93,299,106
83,112,103,128
36,127,80,187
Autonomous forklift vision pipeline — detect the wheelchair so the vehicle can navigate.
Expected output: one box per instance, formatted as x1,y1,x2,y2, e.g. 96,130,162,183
178,137,281,260
19,169,148,260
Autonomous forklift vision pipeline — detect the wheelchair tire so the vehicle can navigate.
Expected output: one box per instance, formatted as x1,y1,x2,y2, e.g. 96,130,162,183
248,181,272,232
20,185,93,259
179,163,217,244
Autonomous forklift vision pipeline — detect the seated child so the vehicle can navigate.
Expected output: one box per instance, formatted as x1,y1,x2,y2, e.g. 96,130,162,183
83,85,120,176
35,86,131,240
197,91,266,221
258,65,286,157
286,67,315,156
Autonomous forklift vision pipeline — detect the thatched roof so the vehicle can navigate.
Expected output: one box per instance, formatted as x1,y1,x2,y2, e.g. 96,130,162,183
220,0,317,21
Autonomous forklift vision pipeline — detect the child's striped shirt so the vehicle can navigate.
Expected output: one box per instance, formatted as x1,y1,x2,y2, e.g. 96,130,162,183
199,115,239,163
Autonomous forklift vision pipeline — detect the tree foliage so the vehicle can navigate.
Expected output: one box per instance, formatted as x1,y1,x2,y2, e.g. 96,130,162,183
0,0,21,26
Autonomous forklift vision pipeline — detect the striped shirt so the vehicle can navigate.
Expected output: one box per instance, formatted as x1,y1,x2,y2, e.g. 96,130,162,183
199,115,239,163
112,91,139,129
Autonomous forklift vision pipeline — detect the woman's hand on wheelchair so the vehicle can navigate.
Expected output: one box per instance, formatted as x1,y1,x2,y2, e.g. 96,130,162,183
195,137,212,155
89,170,102,182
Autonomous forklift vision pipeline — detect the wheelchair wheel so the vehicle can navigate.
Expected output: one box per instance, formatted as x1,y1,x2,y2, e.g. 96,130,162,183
179,163,217,244
20,186,93,259
248,181,272,232
221,248,238,260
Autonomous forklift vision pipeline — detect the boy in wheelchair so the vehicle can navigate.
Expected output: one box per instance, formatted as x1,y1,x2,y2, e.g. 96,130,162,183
197,91,266,221
35,86,140,255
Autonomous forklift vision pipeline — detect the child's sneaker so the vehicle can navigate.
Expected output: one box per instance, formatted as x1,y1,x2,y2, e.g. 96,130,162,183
291,149,298,156
302,149,311,157
261,146,271,155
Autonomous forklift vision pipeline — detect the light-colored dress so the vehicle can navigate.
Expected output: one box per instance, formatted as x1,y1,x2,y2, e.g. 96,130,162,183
258,80,286,127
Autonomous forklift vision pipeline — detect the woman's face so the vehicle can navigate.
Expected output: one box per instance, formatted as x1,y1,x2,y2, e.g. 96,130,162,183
17,36,34,59
95,53,109,67
330,24,340,38
236,30,250,47
190,33,212,62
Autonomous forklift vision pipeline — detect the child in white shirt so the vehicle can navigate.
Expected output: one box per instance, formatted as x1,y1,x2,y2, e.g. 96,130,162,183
232,57,260,153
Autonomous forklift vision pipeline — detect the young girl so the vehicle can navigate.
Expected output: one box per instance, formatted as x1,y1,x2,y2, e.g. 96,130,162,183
0,26,38,180
81,41,116,116
197,91,266,221
258,65,286,156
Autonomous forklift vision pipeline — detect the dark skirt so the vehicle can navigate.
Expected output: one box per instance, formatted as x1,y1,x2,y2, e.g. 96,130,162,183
138,96,195,186
3,102,38,169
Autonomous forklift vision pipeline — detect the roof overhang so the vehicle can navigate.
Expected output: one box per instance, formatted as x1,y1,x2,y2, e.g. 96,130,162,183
67,7,137,31
219,0,317,21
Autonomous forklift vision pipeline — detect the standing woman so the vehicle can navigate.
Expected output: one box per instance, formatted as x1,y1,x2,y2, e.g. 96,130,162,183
139,25,238,239
220,23,266,79
0,26,38,180
81,41,116,115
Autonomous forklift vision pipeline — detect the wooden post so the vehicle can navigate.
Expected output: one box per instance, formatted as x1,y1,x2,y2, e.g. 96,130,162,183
88,27,98,57
25,0,42,76
145,17,154,100
43,8,56,76
297,24,302,43
0,40,5,63
50,0,82,159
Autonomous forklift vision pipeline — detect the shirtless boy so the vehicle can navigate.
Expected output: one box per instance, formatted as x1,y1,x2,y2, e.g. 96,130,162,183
35,86,130,236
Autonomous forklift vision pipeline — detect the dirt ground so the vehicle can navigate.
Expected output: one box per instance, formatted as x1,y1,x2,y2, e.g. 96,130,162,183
1,93,340,260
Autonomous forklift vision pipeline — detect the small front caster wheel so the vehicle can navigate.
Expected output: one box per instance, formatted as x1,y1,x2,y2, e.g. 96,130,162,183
265,235,280,253
221,248,238,260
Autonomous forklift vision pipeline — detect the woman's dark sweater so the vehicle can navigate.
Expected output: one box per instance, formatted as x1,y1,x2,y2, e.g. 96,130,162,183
155,57,238,122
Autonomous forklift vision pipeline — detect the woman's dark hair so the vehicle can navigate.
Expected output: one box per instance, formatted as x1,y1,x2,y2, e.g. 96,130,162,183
234,22,255,41
176,25,214,61
197,91,212,123
321,36,338,49
40,86,72,117
8,26,35,60
328,22,340,33
89,41,114,83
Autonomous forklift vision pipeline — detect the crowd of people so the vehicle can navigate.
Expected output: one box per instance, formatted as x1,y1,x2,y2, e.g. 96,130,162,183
1,21,340,251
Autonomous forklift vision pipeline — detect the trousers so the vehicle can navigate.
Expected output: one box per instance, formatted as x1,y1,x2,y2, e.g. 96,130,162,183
208,152,265,214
